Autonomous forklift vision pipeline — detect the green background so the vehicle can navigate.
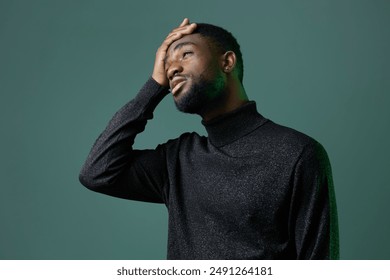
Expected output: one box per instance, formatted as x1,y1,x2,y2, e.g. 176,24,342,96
1,0,389,260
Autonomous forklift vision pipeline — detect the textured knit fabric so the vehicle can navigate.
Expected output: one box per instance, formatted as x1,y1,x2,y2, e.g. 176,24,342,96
79,77,339,260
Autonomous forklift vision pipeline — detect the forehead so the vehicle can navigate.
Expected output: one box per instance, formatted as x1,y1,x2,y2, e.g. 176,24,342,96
167,33,213,54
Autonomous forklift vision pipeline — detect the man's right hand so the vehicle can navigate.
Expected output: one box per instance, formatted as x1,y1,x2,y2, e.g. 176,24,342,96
152,18,197,87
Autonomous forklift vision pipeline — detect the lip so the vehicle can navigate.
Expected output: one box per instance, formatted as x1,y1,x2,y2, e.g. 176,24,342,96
171,80,186,95
170,77,187,92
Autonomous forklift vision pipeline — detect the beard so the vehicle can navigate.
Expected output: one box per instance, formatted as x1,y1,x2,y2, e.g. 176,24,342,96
174,73,225,115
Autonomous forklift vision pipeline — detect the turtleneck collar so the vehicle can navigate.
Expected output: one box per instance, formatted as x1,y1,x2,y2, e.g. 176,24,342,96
201,101,268,147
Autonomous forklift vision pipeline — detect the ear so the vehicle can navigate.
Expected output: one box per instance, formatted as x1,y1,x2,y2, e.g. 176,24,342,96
222,51,236,73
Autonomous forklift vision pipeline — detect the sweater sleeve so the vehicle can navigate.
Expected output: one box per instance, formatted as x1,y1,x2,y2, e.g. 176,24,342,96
79,77,170,204
290,141,340,259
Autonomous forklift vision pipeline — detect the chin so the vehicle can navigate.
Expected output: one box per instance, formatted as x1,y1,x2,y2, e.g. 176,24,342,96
174,94,204,114
174,73,226,114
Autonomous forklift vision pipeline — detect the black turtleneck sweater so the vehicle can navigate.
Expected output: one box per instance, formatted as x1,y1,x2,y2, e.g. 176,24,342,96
79,78,339,260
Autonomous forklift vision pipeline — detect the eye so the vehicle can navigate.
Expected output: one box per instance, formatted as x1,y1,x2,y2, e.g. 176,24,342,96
183,51,193,58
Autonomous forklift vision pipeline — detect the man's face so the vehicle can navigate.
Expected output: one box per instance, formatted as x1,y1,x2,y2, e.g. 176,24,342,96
164,33,226,114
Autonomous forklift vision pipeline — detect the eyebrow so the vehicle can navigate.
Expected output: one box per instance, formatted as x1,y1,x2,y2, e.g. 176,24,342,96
173,41,196,51
164,42,197,65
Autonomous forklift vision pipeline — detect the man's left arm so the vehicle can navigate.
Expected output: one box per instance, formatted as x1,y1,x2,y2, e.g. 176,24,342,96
290,141,340,259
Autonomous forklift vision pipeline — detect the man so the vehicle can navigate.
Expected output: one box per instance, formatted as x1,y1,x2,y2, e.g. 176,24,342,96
79,18,339,259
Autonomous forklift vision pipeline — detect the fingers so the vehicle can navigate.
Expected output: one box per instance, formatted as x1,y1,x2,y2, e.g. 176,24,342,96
151,18,196,86
155,20,196,58
163,29,192,45
169,23,196,38
162,21,197,48
169,18,196,38
179,18,189,27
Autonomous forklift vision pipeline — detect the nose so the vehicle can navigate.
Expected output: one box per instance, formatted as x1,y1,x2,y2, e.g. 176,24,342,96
167,61,183,81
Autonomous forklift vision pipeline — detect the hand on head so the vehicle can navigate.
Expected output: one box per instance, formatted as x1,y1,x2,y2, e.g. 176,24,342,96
152,18,197,87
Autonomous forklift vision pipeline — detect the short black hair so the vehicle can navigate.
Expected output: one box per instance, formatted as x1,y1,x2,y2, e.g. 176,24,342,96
193,23,244,83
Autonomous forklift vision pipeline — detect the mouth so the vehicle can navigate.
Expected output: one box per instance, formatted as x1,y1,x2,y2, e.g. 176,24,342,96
170,77,187,95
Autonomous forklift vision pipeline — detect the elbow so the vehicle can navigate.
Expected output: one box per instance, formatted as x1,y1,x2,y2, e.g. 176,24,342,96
79,169,128,199
78,165,103,191
78,166,117,193
79,171,97,190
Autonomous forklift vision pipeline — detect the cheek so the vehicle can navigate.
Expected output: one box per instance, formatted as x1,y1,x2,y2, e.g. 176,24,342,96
191,60,220,79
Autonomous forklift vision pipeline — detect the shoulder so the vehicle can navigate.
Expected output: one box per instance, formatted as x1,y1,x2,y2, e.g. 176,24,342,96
263,120,315,146
254,119,329,162
260,120,332,179
270,121,330,167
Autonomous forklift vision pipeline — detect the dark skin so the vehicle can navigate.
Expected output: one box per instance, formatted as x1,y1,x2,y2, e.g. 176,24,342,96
152,18,248,121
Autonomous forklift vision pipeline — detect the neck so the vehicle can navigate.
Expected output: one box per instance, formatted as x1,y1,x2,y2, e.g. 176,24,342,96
202,101,268,147
200,80,249,122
